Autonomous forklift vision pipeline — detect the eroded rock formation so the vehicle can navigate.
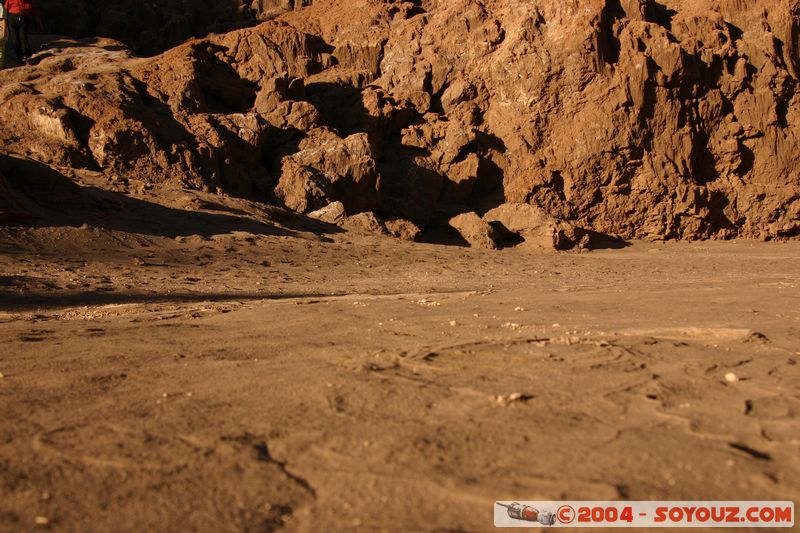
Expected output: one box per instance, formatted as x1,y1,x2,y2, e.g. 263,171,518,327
2,0,799,242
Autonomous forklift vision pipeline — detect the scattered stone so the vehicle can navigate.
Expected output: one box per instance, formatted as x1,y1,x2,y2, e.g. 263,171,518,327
384,218,421,241
745,331,769,343
725,373,739,383
307,201,347,224
34,516,49,526
494,392,533,406
341,212,387,235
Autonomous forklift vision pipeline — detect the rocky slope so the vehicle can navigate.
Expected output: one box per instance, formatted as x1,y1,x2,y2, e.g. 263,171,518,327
2,0,799,242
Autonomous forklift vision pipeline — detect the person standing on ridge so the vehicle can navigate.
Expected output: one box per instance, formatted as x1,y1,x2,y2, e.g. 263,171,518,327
0,2,7,69
2,0,40,65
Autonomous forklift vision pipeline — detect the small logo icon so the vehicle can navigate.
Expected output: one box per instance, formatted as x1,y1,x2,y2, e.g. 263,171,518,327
557,505,576,524
496,502,556,525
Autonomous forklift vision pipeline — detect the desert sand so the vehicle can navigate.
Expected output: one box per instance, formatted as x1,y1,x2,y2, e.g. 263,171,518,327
1,197,798,530
2,0,800,530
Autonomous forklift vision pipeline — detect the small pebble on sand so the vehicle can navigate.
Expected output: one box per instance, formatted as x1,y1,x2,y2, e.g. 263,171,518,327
494,392,533,406
725,372,738,383
34,516,49,526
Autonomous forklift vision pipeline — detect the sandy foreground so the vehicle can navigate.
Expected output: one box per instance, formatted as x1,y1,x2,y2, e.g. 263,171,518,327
1,216,799,531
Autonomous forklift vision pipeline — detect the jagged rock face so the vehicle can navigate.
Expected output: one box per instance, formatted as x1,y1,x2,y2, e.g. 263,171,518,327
2,0,799,240
362,0,800,239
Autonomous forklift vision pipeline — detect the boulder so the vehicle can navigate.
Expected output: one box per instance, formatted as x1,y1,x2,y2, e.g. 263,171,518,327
307,201,346,224
482,204,584,251
273,130,379,214
448,212,498,249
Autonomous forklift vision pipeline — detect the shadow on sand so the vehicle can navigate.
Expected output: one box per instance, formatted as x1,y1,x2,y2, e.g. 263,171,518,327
0,154,340,238
0,289,349,312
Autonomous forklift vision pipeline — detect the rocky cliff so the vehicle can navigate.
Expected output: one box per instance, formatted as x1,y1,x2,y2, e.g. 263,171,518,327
2,0,799,241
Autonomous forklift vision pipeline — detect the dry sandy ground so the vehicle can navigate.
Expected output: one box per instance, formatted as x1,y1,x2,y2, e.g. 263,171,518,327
1,207,799,531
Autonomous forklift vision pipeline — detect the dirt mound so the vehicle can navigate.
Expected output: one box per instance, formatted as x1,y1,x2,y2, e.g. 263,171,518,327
1,0,799,242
